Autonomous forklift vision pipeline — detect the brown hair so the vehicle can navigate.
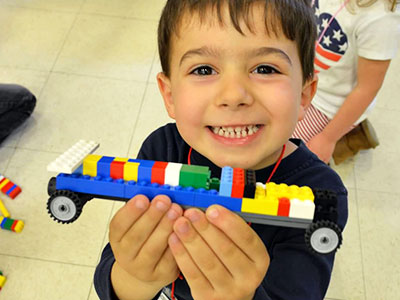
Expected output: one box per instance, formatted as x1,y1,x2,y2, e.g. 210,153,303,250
158,0,317,83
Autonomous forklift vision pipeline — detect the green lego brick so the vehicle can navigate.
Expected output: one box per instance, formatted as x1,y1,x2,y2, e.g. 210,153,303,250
209,177,220,191
179,165,210,189
2,218,14,230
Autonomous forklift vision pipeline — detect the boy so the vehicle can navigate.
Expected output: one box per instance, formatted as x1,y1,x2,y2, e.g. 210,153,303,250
95,1,348,299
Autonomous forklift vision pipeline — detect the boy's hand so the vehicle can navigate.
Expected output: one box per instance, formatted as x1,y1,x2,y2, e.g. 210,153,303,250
109,194,183,289
168,205,270,300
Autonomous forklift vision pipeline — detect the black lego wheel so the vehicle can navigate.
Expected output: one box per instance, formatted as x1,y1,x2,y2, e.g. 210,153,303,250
47,190,83,224
305,220,342,255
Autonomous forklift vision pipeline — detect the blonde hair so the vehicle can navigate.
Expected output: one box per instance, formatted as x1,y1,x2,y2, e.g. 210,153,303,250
351,0,397,11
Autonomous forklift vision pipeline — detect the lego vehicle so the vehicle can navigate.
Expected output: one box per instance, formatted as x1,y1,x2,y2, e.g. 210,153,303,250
46,141,342,255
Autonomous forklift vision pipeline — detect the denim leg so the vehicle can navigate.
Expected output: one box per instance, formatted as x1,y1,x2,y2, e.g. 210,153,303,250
0,84,37,145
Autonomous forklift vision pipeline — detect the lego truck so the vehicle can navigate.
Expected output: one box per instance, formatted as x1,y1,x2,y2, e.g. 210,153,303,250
46,140,342,255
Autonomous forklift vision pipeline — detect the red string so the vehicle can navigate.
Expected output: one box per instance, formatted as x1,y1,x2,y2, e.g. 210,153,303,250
266,144,286,184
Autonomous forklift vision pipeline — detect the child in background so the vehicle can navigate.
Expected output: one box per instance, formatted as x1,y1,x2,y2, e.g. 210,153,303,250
0,84,36,145
94,1,348,300
293,0,400,164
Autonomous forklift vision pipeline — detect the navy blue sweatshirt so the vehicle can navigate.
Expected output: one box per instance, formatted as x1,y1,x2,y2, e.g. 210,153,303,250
94,123,348,300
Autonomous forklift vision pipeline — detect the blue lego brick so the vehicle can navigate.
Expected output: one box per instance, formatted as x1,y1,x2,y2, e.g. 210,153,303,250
125,181,172,200
219,166,233,196
124,181,195,206
171,186,195,206
194,188,242,212
56,173,125,198
0,217,6,228
97,156,115,178
137,160,155,182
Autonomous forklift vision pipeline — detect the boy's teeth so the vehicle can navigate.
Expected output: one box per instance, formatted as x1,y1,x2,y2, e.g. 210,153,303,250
211,125,259,138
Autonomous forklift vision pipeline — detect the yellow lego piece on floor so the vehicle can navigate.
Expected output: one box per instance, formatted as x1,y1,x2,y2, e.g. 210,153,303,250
0,178,10,190
124,161,140,181
83,154,103,177
0,198,10,218
0,274,6,289
13,220,24,233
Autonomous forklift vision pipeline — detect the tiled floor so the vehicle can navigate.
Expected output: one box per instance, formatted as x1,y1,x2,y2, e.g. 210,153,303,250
0,1,399,300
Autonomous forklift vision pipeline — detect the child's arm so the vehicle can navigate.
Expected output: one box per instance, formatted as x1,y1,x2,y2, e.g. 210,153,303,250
168,205,270,300
100,194,183,300
307,57,391,162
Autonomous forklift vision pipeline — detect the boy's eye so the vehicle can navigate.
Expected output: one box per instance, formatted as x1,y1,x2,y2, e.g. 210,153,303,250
190,65,216,76
252,65,279,75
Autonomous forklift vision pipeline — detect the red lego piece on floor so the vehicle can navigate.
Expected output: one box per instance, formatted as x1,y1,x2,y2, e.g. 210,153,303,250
277,197,290,217
110,160,126,179
151,161,168,185
231,168,245,198
1,181,13,194
8,186,22,199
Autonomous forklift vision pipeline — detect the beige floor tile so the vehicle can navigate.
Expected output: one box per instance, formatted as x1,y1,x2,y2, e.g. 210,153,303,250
53,14,158,82
325,189,366,300
375,50,400,111
81,0,166,21
0,146,15,172
0,255,94,300
331,158,356,189
354,148,400,193
128,83,173,156
0,148,113,266
367,107,400,151
0,0,84,12
357,189,400,300
17,72,146,156
0,6,75,71
0,66,48,95
89,284,101,300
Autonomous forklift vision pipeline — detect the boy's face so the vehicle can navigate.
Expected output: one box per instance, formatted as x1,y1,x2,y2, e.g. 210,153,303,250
158,4,316,170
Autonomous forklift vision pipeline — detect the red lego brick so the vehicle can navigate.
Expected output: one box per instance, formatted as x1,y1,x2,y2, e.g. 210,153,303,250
11,220,19,232
110,161,126,179
151,161,168,185
8,186,21,199
1,182,13,194
277,197,290,217
231,168,245,198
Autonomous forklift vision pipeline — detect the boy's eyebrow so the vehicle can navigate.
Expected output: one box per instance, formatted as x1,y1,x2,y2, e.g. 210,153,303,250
179,46,292,66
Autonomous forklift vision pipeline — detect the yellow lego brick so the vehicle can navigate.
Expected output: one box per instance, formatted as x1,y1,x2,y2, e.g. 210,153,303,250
83,154,103,177
114,157,129,162
124,161,140,181
0,198,10,218
241,196,279,216
13,220,24,233
298,186,314,201
0,274,6,288
0,178,10,190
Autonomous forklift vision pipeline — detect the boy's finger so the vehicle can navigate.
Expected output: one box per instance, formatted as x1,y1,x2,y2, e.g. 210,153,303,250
168,232,213,292
171,217,231,289
119,195,173,259
136,203,183,269
109,194,150,243
205,205,268,264
184,208,252,280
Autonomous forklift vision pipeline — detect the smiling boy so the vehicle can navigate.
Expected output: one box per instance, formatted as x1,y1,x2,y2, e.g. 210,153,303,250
94,1,348,300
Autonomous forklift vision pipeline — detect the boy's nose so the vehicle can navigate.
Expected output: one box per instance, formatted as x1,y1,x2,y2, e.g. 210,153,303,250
215,77,253,109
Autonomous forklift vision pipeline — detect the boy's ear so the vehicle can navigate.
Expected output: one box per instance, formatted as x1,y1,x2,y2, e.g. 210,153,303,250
157,72,176,119
298,74,318,121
